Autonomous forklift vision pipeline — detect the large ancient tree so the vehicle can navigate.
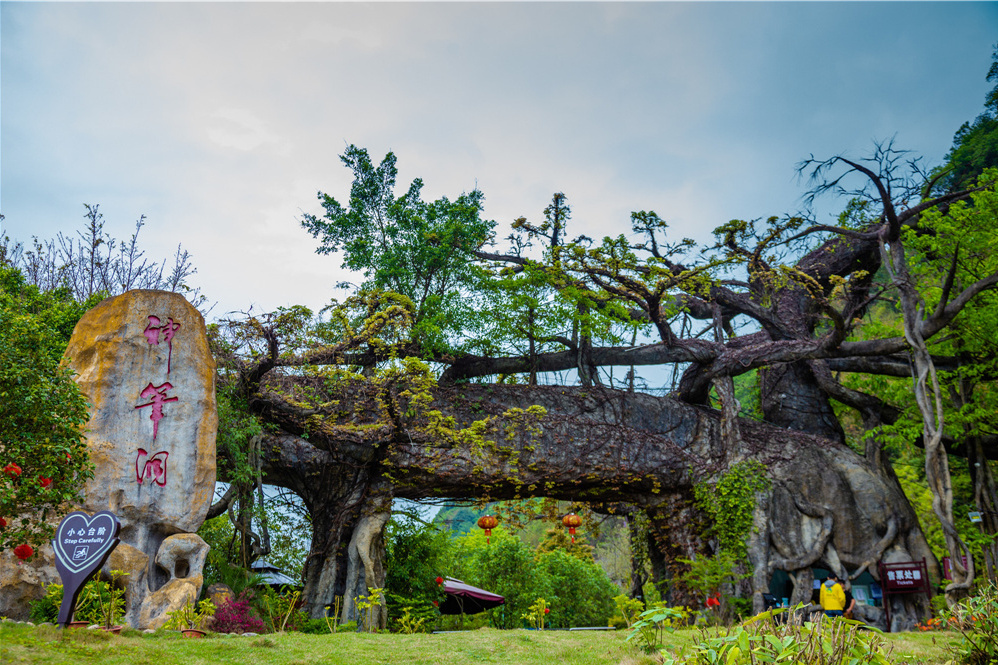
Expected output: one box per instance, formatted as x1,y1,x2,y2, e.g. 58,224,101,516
205,135,998,632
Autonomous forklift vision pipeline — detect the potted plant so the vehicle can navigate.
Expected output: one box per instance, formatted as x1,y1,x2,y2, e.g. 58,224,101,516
94,570,128,633
166,597,216,637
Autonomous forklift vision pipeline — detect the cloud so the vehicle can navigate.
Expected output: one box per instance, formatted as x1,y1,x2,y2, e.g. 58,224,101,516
2,2,996,317
206,108,282,152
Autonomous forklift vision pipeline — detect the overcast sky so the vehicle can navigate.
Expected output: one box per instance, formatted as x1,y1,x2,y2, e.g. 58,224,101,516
2,2,995,319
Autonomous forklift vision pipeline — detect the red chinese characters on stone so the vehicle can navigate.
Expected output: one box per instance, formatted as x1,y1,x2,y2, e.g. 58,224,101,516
143,315,181,374
134,382,179,441
135,449,169,486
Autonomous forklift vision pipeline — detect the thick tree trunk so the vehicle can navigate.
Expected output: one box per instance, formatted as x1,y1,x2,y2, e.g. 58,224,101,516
258,384,936,627
340,485,391,629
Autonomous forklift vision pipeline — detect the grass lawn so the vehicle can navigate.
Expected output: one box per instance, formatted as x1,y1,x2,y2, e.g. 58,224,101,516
0,622,964,665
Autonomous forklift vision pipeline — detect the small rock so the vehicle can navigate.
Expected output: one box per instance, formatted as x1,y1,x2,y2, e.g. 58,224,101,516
242,632,258,637
143,628,156,634
25,622,35,626
87,625,101,630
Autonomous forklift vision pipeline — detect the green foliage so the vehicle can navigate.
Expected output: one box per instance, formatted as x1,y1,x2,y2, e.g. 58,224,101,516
28,583,65,623
386,595,435,634
355,587,385,633
393,605,432,634
301,145,493,354
676,551,749,616
693,461,770,561
0,264,94,553
932,46,998,195
535,548,617,628
444,527,544,629
384,513,452,606
89,569,128,628
258,586,305,633
30,574,128,627
944,583,998,665
535,526,595,562
163,597,216,631
197,517,266,593
626,604,687,652
661,610,894,665
521,597,550,630
612,594,645,629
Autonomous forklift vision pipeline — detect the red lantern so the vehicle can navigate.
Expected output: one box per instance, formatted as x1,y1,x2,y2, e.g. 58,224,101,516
477,515,499,544
562,513,582,543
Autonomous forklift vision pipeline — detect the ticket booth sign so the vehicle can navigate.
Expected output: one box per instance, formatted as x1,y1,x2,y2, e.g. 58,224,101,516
877,558,930,632
881,560,929,592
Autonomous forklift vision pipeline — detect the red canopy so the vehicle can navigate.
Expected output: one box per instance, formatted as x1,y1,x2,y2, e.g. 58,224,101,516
438,577,505,615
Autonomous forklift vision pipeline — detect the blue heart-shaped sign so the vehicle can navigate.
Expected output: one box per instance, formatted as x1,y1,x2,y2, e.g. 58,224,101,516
53,511,120,575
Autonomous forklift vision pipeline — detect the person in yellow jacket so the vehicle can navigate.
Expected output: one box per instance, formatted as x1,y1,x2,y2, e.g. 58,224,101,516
819,573,846,617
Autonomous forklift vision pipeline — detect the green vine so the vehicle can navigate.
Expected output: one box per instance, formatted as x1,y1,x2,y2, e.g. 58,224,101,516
694,460,770,560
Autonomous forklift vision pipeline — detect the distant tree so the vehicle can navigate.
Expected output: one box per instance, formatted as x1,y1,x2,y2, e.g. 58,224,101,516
932,44,998,194
3,204,205,309
301,145,493,354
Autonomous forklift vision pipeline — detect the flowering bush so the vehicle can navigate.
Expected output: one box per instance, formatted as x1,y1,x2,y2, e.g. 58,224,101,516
918,617,946,631
212,594,266,634
0,265,95,555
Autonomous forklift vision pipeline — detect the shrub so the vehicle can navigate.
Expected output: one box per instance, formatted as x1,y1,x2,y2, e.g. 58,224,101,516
258,585,306,632
612,594,645,629
29,576,126,626
163,598,215,631
386,593,436,633
535,548,617,628
444,528,542,629
29,584,63,623
660,609,894,665
945,583,998,665
297,617,331,634
626,604,687,653
212,594,266,634
385,514,451,607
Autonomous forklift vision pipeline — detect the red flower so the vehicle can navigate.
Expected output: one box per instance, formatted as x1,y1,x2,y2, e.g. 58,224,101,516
14,544,34,561
39,476,52,489
0,517,7,530
544,608,550,614
3,463,22,477
706,594,721,608
435,576,444,585
432,600,439,607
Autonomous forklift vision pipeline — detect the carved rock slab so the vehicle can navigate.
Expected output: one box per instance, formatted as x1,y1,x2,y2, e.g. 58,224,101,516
64,290,217,626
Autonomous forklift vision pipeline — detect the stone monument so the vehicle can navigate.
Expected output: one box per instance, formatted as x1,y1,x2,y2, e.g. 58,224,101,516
62,290,217,628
